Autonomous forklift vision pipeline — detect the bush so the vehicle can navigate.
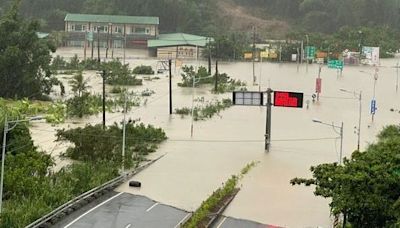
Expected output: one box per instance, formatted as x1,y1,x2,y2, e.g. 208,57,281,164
132,65,155,75
56,122,167,166
103,60,143,86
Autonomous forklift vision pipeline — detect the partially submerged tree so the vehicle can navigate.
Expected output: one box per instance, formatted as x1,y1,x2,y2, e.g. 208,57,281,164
291,125,400,227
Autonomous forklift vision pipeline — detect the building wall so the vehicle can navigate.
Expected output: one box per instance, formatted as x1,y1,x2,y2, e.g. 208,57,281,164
156,46,204,59
64,21,158,48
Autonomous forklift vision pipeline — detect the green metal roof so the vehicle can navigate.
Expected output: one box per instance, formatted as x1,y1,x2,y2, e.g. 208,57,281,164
65,13,159,25
148,33,212,48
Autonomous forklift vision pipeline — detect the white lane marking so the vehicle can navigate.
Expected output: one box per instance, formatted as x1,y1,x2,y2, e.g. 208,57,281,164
216,217,227,228
64,192,124,228
125,224,132,228
174,213,191,228
146,202,159,212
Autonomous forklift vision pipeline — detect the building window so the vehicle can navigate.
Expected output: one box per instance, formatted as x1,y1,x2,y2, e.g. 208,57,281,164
94,26,108,33
114,26,122,33
134,27,146,34
73,24,85,31
146,28,150,34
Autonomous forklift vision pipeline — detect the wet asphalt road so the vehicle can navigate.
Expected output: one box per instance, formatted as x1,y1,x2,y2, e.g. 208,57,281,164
53,191,268,228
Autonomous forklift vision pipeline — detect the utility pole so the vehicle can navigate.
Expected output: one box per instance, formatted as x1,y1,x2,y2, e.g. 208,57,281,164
91,38,94,59
339,122,344,165
0,116,8,214
306,35,309,72
396,61,399,93
208,37,212,75
357,91,362,151
316,64,322,101
296,47,300,72
84,32,87,60
215,60,219,92
110,24,114,59
265,88,273,151
123,35,126,65
97,26,100,63
169,59,172,115
102,69,106,129
252,26,256,85
301,40,304,64
122,91,127,173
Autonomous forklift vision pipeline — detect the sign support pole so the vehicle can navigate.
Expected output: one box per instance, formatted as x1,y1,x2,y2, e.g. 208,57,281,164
317,64,322,101
169,59,172,115
265,88,273,151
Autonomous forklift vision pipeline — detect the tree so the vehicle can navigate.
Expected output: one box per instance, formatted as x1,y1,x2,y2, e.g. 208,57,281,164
291,125,400,227
69,71,90,98
0,0,59,100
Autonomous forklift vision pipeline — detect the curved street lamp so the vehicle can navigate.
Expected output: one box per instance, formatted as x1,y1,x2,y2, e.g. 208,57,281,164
340,89,362,151
312,119,344,164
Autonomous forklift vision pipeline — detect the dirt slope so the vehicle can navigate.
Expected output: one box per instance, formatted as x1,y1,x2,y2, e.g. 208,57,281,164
217,0,290,38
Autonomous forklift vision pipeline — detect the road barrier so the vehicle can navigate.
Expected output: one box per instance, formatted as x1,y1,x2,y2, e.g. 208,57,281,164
25,155,165,228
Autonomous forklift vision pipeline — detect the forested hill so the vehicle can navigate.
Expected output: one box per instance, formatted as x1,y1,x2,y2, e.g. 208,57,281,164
233,0,400,33
0,0,399,37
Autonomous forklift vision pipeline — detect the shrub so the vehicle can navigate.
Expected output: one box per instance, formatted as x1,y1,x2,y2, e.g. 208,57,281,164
132,65,155,75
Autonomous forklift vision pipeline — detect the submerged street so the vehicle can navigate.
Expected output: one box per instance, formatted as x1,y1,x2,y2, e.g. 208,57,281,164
30,48,400,227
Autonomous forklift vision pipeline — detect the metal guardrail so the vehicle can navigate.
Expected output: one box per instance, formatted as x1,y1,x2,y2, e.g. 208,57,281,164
25,155,165,228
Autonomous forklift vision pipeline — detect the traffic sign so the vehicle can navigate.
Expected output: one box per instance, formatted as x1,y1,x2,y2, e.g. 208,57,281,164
273,91,304,108
328,60,344,70
370,99,377,114
233,91,264,106
305,46,316,60
316,78,322,93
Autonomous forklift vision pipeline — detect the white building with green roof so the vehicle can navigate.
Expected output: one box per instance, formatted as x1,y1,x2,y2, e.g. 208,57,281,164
148,33,212,59
64,13,159,48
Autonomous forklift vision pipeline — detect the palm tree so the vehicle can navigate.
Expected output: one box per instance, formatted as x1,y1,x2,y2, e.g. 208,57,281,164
69,71,90,98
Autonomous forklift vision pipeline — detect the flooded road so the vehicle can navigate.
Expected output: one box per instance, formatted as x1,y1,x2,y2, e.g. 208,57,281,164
35,48,400,227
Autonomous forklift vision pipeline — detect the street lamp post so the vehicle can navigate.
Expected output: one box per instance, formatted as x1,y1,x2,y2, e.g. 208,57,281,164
1,115,43,213
312,119,344,164
360,69,378,122
340,89,362,151
372,68,379,122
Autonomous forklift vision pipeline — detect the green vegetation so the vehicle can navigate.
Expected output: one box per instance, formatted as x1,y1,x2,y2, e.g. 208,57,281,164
286,26,400,58
178,66,245,92
56,121,167,168
0,105,167,227
0,1,62,100
103,60,142,86
132,65,155,75
65,71,141,118
291,125,400,227
178,66,211,87
0,98,66,124
175,99,232,121
184,175,238,228
183,161,258,228
213,73,246,94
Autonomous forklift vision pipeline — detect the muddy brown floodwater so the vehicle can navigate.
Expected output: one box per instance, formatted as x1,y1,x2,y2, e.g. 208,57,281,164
34,48,400,227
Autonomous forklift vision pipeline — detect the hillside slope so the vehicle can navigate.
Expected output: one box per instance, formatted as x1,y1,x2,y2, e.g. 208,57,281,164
217,0,290,38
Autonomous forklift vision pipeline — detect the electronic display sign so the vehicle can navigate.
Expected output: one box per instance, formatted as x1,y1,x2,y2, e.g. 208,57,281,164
233,91,264,106
273,91,303,108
